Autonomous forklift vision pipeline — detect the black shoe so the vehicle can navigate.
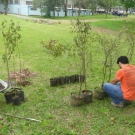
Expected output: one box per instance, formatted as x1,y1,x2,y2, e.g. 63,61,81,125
123,100,132,106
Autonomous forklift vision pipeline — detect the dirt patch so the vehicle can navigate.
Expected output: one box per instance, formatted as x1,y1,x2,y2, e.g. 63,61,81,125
9,68,37,86
92,26,118,36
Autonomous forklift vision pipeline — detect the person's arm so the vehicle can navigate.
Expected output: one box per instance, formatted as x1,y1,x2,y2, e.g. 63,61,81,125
110,77,119,84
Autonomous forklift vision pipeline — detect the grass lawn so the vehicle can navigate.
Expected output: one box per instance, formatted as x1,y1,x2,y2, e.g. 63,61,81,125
0,14,135,135
30,14,117,20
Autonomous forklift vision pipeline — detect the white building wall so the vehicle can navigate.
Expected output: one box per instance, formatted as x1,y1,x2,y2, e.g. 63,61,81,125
19,0,33,5
7,5,29,15
0,4,4,12
29,7,42,16
0,0,92,16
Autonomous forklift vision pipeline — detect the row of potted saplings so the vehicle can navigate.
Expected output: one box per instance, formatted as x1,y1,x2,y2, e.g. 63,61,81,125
50,74,85,87
70,89,108,106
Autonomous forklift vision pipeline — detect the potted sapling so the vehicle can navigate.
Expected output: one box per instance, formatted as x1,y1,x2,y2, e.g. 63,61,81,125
66,43,81,84
1,20,24,105
41,39,65,87
70,18,98,106
93,33,124,100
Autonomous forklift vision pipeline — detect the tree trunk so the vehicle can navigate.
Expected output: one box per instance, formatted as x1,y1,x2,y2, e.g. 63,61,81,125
78,2,81,16
4,0,8,15
64,0,68,16
72,3,74,16
53,10,55,17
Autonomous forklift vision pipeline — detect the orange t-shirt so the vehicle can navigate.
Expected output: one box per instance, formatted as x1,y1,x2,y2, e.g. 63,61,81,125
116,64,135,101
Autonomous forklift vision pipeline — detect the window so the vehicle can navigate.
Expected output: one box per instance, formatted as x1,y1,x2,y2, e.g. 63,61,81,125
26,1,33,5
68,5,71,8
31,7,37,10
9,0,13,4
15,0,19,4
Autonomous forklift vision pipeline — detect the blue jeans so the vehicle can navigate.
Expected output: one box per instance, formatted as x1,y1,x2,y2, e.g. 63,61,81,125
103,82,125,104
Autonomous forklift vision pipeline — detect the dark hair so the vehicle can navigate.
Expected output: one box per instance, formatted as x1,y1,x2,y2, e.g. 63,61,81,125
117,56,129,64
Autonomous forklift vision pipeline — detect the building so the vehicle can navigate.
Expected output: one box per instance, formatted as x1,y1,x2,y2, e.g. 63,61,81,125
0,0,92,16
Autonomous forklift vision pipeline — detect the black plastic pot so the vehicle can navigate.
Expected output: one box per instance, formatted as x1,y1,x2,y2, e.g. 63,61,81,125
5,92,15,104
60,76,65,85
50,78,57,87
70,92,84,107
93,89,105,100
55,77,61,86
65,76,70,84
82,90,93,104
4,88,25,105
75,74,79,83
70,75,76,83
17,91,24,101
12,95,21,105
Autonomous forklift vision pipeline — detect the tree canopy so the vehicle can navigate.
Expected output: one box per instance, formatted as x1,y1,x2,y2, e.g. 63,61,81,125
120,0,135,11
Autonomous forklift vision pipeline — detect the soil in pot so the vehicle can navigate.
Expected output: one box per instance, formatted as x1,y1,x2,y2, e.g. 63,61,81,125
82,90,93,104
93,88,105,100
70,92,84,107
50,78,57,87
12,95,21,105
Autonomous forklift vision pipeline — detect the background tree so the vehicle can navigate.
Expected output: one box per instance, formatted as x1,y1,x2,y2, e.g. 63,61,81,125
1,0,8,15
120,0,135,12
64,0,68,16
33,0,43,7
99,0,117,17
33,0,64,17
89,0,99,15
74,0,83,16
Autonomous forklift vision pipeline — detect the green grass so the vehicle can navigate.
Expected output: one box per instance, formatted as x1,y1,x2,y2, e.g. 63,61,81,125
91,15,135,31
30,14,116,20
91,20,124,30
0,14,135,135
91,19,135,31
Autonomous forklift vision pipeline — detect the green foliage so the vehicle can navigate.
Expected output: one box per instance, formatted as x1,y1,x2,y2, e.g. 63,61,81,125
123,19,135,62
41,39,65,58
120,0,135,11
71,18,99,90
99,34,123,87
43,0,64,17
1,15,135,135
1,19,21,81
2,20,21,62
